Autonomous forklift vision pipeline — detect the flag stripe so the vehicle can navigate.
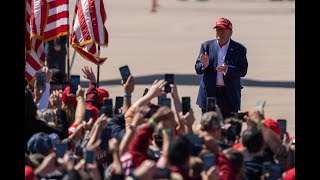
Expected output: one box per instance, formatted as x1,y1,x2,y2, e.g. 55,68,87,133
25,60,38,76
79,0,92,41
48,0,68,13
47,11,68,23
97,0,106,43
88,0,100,42
45,17,68,32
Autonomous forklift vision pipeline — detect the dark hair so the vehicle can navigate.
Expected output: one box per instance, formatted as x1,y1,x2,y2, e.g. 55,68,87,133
241,126,264,154
168,135,191,166
145,104,161,119
25,87,37,123
153,132,163,148
223,148,244,175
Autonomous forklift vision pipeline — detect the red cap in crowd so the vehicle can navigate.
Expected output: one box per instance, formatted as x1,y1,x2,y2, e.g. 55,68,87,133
61,86,77,105
97,87,110,105
232,143,243,150
264,118,281,136
284,168,295,180
214,18,233,30
87,103,99,121
25,165,34,180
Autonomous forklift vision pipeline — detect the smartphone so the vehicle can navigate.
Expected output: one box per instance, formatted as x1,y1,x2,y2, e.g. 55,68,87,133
158,94,166,105
119,65,131,84
206,97,217,112
142,88,149,97
84,109,92,122
153,168,171,179
159,98,171,108
103,98,113,117
36,71,46,91
164,74,174,93
69,75,80,94
267,163,283,179
84,150,96,164
255,100,266,112
114,96,124,115
182,97,191,115
277,119,287,134
185,134,203,156
235,111,248,121
202,153,216,171
56,143,66,158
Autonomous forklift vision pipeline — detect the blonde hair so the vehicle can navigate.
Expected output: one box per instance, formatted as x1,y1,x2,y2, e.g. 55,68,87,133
62,102,76,125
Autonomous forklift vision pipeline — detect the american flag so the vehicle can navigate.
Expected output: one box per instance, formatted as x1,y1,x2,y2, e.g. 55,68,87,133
25,0,69,82
25,0,47,81
71,0,109,65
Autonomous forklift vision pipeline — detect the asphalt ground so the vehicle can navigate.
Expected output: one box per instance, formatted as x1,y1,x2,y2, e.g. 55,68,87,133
67,0,295,136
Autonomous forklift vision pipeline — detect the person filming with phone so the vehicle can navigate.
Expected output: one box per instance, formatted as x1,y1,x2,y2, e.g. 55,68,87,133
195,17,248,119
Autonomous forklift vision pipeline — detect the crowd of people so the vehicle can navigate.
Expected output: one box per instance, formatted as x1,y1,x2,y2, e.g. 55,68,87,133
25,63,295,180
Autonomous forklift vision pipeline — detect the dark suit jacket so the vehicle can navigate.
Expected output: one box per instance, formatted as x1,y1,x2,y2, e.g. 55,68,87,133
195,38,248,111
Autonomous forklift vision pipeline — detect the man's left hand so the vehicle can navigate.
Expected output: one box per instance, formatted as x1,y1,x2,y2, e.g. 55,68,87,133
216,64,228,72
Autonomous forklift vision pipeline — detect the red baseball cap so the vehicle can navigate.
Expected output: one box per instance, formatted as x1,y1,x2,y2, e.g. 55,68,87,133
61,86,77,105
86,103,99,121
97,87,110,105
284,168,295,180
264,118,281,136
25,165,34,180
232,143,243,150
214,18,233,30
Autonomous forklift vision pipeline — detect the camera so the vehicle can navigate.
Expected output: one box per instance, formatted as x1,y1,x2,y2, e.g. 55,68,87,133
230,111,248,122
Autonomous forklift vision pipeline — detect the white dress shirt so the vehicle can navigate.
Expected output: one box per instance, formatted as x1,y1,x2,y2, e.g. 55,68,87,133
216,39,230,86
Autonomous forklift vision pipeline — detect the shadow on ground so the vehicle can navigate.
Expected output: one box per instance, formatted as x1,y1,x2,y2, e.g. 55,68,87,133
80,74,294,88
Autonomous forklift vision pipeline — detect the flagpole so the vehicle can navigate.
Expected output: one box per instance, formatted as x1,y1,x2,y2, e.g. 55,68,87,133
67,36,70,82
66,0,70,82
97,45,100,88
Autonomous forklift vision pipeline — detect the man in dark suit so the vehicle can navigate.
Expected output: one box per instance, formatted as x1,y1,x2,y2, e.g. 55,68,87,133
195,18,248,119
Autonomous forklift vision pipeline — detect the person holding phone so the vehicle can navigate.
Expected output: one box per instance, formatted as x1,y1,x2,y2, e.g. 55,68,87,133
195,17,248,119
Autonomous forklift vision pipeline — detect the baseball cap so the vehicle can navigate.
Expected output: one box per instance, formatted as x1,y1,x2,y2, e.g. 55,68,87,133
87,103,99,121
97,87,110,105
25,165,34,180
284,168,295,180
232,143,243,150
61,86,77,105
264,118,281,136
27,132,53,155
214,18,233,30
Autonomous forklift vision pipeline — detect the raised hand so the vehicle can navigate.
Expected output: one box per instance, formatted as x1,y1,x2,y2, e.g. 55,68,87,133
122,75,135,95
82,66,96,83
49,90,62,109
200,52,209,68
145,79,167,99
